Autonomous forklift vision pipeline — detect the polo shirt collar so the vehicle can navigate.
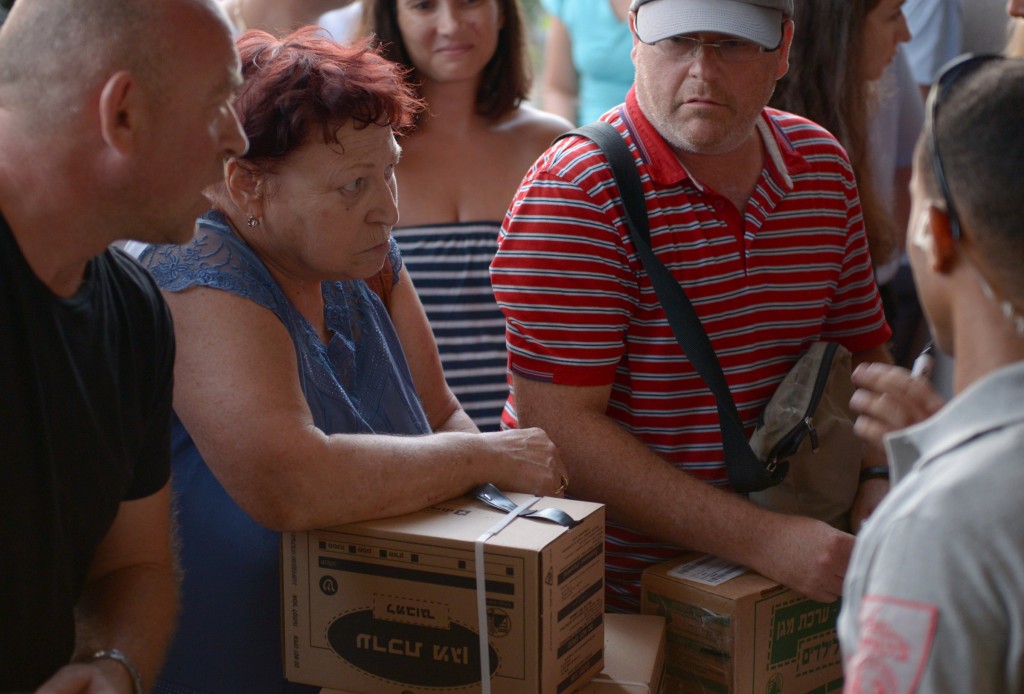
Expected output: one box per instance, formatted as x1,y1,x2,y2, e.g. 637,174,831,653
886,360,1024,484
620,87,810,190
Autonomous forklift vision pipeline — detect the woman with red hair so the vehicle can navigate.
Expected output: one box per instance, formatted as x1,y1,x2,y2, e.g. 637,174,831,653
140,28,566,693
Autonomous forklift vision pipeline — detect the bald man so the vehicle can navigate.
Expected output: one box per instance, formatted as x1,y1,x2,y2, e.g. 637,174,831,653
0,0,246,690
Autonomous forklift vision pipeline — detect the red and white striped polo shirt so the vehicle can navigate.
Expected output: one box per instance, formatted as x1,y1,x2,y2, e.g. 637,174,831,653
491,88,891,611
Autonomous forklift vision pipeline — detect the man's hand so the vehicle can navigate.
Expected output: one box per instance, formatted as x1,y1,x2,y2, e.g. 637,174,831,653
69,486,177,694
753,514,855,603
849,362,945,454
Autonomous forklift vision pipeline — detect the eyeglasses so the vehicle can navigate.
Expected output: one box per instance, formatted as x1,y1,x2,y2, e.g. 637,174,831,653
642,34,781,63
925,53,1004,241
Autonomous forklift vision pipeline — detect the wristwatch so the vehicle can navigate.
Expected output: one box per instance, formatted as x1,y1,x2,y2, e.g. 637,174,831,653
858,466,891,484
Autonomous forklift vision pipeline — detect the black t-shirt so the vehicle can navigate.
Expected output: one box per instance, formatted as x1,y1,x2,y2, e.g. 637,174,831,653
0,214,174,690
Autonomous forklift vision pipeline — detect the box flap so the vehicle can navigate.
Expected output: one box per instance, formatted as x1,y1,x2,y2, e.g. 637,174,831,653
327,494,603,552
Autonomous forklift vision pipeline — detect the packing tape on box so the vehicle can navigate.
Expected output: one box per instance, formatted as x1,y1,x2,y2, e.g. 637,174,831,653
473,494,541,694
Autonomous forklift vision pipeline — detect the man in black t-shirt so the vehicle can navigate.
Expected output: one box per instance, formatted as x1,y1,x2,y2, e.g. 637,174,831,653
0,0,247,691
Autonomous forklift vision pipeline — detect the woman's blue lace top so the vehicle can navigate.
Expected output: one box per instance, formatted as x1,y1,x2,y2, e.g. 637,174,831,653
140,210,430,436
138,211,433,694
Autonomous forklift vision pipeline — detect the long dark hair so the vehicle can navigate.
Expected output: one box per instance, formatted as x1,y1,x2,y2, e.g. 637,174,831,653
771,0,897,269
360,0,531,120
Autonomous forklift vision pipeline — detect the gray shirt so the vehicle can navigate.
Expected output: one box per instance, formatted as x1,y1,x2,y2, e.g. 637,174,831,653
839,360,1024,693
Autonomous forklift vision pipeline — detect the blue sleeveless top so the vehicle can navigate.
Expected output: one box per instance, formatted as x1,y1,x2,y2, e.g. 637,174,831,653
140,212,431,694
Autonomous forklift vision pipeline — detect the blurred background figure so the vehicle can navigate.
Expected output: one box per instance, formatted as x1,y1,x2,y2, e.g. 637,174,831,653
361,0,572,431
1008,0,1024,55
220,0,356,35
1011,21,1024,55
869,47,931,369
962,0,1013,53
538,0,634,125
886,0,1021,369
318,0,363,42
902,0,962,98
771,0,920,364
902,0,1019,87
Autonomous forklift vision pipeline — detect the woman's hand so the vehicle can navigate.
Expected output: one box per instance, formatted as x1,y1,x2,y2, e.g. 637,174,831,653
482,427,569,497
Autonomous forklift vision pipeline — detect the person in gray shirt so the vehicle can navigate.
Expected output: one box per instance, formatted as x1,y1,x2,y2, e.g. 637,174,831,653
840,55,1024,693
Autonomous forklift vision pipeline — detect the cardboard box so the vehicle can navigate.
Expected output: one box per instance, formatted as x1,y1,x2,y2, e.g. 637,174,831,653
641,554,843,693
284,493,606,693
580,614,666,694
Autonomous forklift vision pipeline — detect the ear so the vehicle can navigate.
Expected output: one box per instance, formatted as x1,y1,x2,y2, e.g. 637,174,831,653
926,203,958,274
224,158,263,217
775,19,794,81
98,71,140,153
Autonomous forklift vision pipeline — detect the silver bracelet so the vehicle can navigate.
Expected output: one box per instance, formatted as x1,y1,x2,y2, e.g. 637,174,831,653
90,648,144,694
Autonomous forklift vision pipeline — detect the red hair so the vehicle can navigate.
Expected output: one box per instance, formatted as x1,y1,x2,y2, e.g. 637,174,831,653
234,27,423,173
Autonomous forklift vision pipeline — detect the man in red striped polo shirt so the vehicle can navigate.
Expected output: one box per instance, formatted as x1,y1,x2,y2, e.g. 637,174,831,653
491,0,894,613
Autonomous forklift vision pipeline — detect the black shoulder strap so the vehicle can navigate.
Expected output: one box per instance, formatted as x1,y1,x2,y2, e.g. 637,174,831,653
555,122,786,492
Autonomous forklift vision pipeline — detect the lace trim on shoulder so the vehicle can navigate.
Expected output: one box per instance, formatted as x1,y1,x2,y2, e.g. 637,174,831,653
140,216,286,317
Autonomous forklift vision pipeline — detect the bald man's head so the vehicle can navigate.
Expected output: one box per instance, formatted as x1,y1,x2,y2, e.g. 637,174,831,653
0,0,230,124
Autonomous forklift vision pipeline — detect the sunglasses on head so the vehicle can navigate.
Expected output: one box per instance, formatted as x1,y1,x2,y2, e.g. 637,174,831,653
925,53,1024,337
925,53,1005,242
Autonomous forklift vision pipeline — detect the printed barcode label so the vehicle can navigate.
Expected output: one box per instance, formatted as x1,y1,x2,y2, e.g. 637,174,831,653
667,555,746,586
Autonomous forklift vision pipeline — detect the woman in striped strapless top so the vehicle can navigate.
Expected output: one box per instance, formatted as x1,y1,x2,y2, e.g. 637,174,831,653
362,0,573,430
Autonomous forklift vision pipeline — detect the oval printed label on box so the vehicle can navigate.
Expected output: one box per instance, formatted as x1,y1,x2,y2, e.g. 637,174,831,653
327,609,499,687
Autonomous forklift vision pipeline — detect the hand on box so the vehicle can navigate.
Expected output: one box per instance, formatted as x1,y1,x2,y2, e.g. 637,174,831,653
755,514,854,603
481,427,569,497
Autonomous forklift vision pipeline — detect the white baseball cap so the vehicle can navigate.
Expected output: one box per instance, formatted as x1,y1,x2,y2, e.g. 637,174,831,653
630,0,793,50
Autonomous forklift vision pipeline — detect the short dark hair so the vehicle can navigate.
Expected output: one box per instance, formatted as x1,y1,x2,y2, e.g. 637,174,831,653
233,27,424,176
920,58,1024,293
360,0,530,120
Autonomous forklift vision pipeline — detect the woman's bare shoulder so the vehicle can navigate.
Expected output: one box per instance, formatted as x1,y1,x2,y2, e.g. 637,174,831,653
494,103,573,145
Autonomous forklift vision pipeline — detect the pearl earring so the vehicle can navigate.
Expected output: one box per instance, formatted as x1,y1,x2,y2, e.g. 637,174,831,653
247,215,260,228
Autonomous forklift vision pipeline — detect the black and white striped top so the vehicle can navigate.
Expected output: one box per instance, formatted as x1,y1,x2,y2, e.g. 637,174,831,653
392,221,509,432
